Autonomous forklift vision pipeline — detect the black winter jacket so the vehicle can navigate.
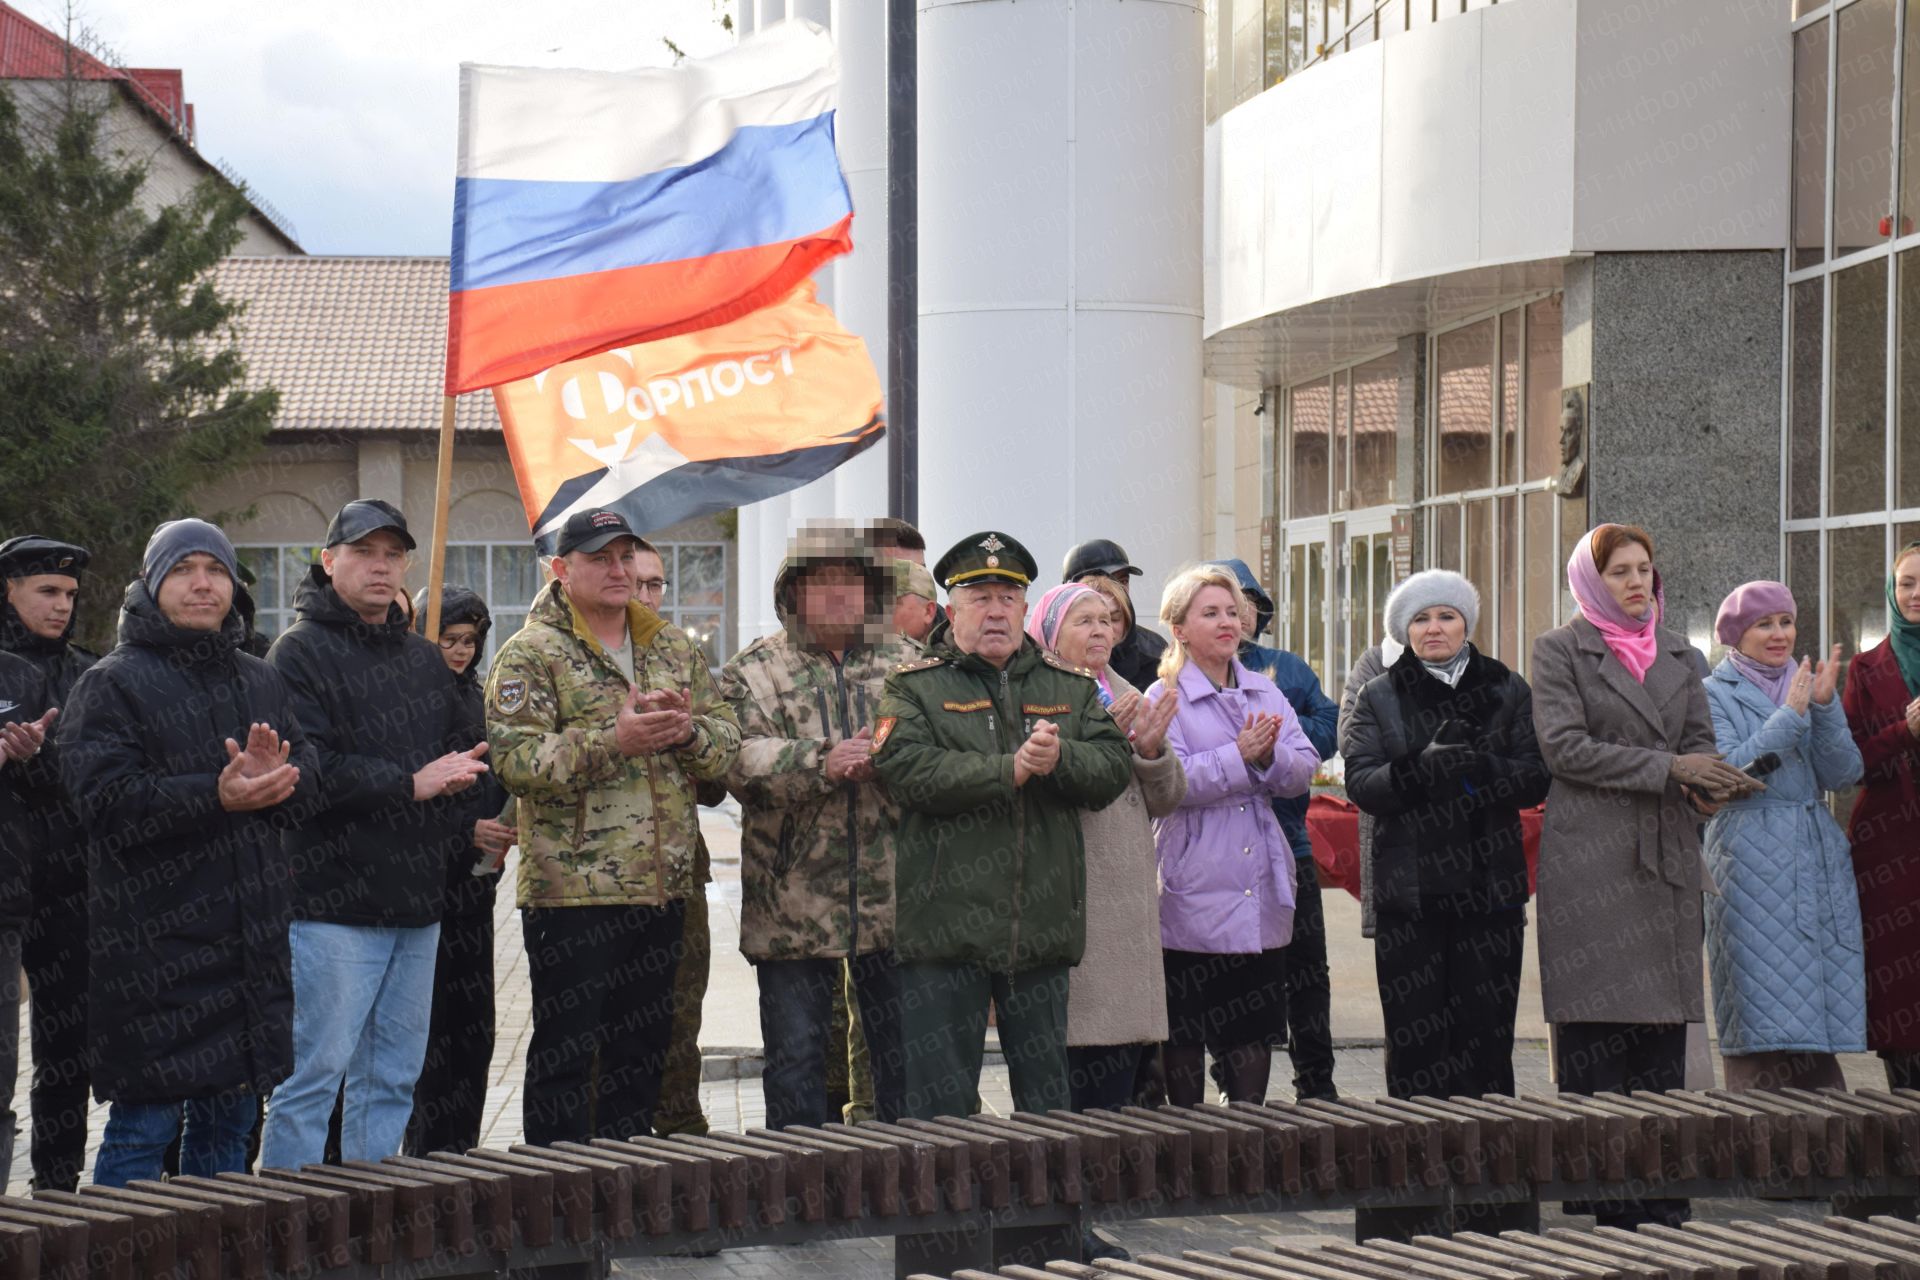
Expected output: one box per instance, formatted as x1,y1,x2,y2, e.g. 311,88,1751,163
0,651,53,924
1,599,98,913
1340,646,1551,916
58,583,319,1102
435,586,508,920
1107,623,1169,694
266,568,467,927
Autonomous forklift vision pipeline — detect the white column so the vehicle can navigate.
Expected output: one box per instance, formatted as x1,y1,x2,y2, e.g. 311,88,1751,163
915,0,1204,597
829,0,890,523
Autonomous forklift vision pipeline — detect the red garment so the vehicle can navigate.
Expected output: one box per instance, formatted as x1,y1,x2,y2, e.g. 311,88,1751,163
1842,640,1920,1052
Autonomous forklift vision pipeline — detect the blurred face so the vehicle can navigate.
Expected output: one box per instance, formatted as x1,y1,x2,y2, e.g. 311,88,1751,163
438,622,481,675
1408,606,1467,663
1896,552,1920,625
947,581,1026,666
892,592,938,642
1601,541,1656,620
154,553,234,632
797,563,867,645
554,538,640,615
1051,594,1115,674
631,548,668,613
321,530,408,621
4,574,77,640
1735,611,1795,667
1173,584,1241,668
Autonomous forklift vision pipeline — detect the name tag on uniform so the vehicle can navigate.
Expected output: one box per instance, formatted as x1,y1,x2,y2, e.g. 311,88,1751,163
1022,703,1071,716
943,699,991,713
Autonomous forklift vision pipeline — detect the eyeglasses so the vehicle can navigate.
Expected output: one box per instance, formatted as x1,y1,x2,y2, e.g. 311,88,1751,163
439,634,479,650
634,578,670,594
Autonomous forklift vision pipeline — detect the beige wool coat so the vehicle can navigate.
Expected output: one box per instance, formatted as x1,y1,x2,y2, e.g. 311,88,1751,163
1067,673,1187,1047
1530,617,1715,1026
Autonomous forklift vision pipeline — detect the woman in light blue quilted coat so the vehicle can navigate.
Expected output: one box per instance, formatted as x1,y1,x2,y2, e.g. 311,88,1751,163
1702,581,1866,1092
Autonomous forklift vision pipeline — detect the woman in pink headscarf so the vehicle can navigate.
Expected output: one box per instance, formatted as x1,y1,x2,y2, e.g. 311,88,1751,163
1528,524,1756,1232
1024,584,1184,1114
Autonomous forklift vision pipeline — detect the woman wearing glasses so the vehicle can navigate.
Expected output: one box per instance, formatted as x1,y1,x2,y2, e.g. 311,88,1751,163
404,584,513,1154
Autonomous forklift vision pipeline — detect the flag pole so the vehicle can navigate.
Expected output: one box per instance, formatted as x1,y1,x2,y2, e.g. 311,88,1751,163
423,392,457,642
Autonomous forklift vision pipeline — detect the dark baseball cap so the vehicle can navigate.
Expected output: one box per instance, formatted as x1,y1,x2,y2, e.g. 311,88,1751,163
324,499,416,551
556,508,642,557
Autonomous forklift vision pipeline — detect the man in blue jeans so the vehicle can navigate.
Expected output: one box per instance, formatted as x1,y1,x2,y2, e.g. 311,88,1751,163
260,501,487,1168
57,520,319,1185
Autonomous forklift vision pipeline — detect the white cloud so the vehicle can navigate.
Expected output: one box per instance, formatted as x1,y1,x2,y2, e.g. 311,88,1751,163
42,0,739,253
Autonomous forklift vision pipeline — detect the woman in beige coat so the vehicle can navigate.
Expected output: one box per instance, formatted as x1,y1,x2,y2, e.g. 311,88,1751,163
1026,583,1185,1111
1530,523,1757,1231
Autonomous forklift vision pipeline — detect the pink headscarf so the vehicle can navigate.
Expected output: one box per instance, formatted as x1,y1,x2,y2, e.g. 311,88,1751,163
1026,583,1114,701
1566,526,1664,683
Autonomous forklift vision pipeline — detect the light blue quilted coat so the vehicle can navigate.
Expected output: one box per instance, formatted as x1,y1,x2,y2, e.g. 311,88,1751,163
1703,659,1867,1055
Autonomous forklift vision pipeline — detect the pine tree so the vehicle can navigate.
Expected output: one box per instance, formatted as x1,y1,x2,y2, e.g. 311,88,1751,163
0,68,279,650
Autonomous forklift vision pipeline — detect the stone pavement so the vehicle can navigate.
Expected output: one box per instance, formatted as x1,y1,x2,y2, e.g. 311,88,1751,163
3,799,1898,1276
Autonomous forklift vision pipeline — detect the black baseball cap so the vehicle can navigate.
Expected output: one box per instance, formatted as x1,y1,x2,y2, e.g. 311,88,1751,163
324,499,416,551
556,508,642,557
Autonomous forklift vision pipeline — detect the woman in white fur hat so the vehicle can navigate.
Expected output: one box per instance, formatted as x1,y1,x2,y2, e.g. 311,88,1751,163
1337,569,1551,1102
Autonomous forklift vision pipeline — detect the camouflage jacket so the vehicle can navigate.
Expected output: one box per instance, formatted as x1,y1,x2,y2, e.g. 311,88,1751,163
487,580,740,907
720,631,912,961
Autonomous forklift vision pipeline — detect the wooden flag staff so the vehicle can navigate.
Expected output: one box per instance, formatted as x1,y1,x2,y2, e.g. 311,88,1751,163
422,392,458,642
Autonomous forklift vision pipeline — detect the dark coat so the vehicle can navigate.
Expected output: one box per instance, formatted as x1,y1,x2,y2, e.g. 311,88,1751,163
1,598,98,915
0,651,53,924
57,583,319,1102
1342,646,1550,916
266,568,467,928
1841,639,1920,1051
1529,618,1715,1026
437,586,509,920
1108,623,1169,694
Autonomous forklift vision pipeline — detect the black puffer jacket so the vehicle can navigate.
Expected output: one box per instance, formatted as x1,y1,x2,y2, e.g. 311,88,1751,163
415,584,508,919
1108,624,1169,693
266,567,467,927
1,597,98,913
0,651,53,924
1340,646,1551,916
57,582,319,1102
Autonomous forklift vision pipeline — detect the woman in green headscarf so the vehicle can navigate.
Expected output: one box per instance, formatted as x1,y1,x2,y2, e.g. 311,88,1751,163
1843,541,1920,1089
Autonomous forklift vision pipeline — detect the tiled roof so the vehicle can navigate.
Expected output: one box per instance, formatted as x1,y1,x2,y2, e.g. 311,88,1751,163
213,256,502,435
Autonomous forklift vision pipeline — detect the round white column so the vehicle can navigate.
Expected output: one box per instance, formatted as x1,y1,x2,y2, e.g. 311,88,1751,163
915,0,1203,605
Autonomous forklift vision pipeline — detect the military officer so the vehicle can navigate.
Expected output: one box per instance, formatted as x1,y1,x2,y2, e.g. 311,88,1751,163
871,531,1133,1119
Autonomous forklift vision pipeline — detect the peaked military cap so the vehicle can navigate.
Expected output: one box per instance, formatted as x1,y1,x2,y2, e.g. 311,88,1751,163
934,531,1037,590
0,535,89,580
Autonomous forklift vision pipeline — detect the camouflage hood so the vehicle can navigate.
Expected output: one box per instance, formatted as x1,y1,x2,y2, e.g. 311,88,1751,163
772,521,899,651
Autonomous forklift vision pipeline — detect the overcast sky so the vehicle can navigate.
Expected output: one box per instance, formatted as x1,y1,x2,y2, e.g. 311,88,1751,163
43,0,739,255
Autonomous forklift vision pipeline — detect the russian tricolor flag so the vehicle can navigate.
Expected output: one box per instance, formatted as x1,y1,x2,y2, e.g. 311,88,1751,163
446,21,853,394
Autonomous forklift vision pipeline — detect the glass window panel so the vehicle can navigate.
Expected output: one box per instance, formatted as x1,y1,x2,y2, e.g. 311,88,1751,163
1903,0,1920,229
1787,530,1823,655
1350,353,1398,507
1498,309,1521,486
496,546,543,613
1288,0,1307,76
677,544,726,609
1289,379,1332,518
1899,249,1920,506
1431,503,1462,574
1464,499,1493,653
1559,493,1588,622
1330,527,1347,701
443,546,489,597
1347,3,1373,51
678,611,725,669
1523,490,1556,674
1304,540,1326,682
1307,0,1324,64
1380,0,1406,40
1370,534,1392,651
1332,372,1350,509
1262,0,1288,87
1434,319,1495,494
1287,543,1307,655
1831,524,1887,684
1831,258,1890,515
1496,495,1516,664
1524,295,1564,481
1789,279,1826,520
1236,0,1265,103
1834,0,1898,256
1793,19,1830,269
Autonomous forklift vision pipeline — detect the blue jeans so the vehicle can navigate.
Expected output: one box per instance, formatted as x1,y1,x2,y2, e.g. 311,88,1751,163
260,921,439,1169
93,1093,256,1188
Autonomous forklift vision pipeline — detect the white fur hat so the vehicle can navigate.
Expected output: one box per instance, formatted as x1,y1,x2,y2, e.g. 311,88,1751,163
1384,570,1480,645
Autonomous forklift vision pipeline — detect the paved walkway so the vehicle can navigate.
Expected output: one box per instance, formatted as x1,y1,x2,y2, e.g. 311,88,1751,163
4,800,1898,1276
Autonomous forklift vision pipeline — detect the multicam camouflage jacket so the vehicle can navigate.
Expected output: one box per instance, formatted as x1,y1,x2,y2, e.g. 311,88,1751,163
719,524,913,962
487,579,740,908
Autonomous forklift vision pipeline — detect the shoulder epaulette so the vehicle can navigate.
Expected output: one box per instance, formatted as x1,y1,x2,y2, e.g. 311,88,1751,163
892,655,945,674
1040,651,1098,679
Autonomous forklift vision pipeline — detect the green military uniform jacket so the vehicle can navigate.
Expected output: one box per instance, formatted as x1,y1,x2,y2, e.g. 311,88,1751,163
487,579,740,908
871,625,1132,971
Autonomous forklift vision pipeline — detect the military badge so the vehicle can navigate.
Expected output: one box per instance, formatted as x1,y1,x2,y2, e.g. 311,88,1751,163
871,716,897,753
980,534,1006,553
495,677,528,714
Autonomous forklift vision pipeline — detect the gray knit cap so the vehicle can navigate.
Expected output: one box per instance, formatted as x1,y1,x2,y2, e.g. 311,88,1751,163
1384,569,1480,644
142,518,238,585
